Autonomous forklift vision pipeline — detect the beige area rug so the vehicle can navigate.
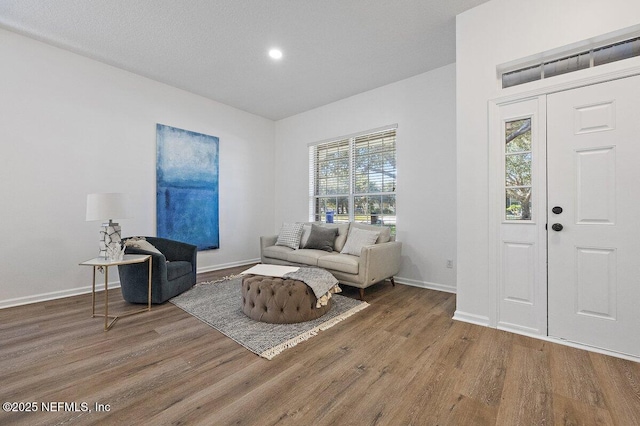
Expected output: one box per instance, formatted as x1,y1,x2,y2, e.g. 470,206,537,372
170,276,369,360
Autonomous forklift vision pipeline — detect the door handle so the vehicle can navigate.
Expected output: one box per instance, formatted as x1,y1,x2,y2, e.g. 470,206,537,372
552,223,563,232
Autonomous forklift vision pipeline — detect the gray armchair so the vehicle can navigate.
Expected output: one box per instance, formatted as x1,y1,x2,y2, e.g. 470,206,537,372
118,237,197,304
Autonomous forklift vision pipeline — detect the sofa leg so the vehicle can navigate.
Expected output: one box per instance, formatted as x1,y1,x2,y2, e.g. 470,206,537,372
390,277,396,287
359,288,365,300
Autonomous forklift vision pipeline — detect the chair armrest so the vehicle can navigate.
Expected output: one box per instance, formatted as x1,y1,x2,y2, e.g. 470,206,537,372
122,246,168,278
359,241,402,285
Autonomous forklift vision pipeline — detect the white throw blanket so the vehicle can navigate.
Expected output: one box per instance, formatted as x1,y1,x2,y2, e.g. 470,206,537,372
283,267,341,308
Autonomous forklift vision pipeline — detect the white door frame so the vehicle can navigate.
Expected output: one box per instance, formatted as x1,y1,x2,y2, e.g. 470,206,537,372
487,63,640,335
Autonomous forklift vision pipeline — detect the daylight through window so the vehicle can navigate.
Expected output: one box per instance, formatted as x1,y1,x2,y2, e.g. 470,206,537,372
309,128,396,234
505,118,532,220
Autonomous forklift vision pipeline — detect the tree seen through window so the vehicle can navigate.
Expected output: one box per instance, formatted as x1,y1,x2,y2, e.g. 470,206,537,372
505,119,532,220
311,129,396,234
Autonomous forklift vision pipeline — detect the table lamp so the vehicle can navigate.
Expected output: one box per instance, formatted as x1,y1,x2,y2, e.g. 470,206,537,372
86,193,129,258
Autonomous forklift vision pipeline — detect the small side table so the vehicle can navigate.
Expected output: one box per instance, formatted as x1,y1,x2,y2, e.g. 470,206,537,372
80,254,152,331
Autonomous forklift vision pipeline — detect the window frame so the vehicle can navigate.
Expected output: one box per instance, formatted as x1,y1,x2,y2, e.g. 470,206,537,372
309,126,397,233
503,116,534,222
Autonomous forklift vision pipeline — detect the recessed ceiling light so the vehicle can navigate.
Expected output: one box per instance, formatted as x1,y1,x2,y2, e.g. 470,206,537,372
269,49,283,60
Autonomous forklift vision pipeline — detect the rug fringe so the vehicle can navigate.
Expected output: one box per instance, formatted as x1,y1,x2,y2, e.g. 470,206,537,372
196,274,239,286
259,301,370,360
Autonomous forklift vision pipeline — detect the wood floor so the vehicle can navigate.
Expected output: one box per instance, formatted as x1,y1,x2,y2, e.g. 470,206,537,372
2,266,640,425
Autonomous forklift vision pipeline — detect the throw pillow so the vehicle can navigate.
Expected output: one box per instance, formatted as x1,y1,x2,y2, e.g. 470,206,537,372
275,222,304,249
340,227,380,256
124,237,163,255
299,223,312,248
350,222,392,243
303,224,338,252
318,223,350,251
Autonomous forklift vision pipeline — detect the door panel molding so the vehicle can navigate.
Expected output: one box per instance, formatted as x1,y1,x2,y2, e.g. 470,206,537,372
575,246,617,320
502,241,535,305
575,146,616,225
574,101,616,134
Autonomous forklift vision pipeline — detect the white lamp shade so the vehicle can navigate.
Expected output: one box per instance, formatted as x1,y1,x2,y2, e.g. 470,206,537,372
86,193,129,221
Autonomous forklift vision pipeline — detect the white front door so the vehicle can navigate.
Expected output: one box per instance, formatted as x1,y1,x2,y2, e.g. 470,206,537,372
547,75,640,357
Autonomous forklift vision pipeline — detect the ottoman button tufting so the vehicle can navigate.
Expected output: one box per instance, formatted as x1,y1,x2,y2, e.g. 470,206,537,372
241,275,331,324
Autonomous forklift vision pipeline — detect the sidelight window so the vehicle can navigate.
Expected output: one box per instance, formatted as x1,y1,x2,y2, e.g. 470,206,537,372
505,118,532,220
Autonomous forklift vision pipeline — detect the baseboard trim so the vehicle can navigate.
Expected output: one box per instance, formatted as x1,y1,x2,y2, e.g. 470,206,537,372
499,326,640,363
394,277,456,294
456,313,640,363
1,258,261,310
0,281,121,310
453,310,491,327
197,258,259,274
497,321,542,336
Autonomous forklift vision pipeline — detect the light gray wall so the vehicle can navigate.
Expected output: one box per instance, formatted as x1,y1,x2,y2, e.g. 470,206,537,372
274,64,457,291
0,29,275,308
455,0,640,324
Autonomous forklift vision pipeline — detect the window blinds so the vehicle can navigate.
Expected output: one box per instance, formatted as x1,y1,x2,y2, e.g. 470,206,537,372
353,129,397,195
309,128,397,227
502,36,640,89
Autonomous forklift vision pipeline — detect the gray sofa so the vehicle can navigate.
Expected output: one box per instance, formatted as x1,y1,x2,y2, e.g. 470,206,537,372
260,222,402,299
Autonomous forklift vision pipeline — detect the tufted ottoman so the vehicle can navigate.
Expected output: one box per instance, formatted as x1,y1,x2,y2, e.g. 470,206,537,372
241,275,332,323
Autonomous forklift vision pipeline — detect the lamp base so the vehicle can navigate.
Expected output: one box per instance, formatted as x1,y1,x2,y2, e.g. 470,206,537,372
99,221,122,258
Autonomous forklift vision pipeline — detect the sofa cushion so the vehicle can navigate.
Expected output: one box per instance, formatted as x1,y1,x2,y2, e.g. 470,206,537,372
263,245,294,261
341,227,380,256
303,224,338,252
350,222,391,243
318,254,359,275
287,249,331,266
275,222,304,249
166,261,192,281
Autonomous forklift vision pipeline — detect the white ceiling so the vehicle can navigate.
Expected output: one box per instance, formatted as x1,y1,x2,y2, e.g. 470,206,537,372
0,0,489,120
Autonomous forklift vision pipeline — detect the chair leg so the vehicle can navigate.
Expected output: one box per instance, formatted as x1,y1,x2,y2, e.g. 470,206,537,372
359,288,365,300
390,277,396,287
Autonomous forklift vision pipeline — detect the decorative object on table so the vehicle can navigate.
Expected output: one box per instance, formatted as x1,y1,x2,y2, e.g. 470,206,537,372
86,192,129,258
106,242,126,261
170,276,369,360
119,236,197,304
156,123,219,251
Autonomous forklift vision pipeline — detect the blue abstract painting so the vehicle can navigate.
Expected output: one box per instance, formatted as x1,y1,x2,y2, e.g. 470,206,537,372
156,124,219,250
